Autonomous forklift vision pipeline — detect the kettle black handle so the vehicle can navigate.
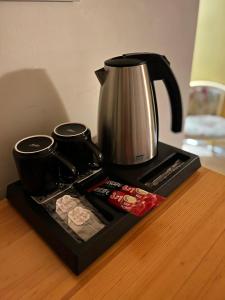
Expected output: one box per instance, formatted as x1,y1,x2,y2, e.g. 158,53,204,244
124,53,183,133
146,54,182,132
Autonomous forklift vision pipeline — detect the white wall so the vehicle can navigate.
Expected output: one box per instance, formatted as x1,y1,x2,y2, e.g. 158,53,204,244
0,0,199,198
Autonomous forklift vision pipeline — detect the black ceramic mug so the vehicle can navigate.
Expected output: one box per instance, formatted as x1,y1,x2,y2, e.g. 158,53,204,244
52,123,103,174
13,135,77,196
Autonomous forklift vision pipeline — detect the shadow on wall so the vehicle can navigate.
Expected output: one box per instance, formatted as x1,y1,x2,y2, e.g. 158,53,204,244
0,69,69,198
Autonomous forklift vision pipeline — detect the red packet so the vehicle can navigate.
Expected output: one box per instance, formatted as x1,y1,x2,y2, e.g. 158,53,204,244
108,190,156,217
120,185,165,207
88,178,166,217
103,178,165,207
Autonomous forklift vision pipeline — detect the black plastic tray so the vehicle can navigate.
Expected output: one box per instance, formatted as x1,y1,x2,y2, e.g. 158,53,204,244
7,142,201,274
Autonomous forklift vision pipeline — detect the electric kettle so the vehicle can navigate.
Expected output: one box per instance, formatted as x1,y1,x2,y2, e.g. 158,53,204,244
95,52,182,165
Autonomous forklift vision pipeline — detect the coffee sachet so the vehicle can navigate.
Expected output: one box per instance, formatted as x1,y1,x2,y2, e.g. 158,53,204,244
103,178,165,207
88,179,165,217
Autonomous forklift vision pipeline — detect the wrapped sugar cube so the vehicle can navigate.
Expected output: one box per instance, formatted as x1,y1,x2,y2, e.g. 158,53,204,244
68,206,105,241
56,194,80,222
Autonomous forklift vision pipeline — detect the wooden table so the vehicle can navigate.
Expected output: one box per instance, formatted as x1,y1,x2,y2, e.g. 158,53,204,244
1,167,225,299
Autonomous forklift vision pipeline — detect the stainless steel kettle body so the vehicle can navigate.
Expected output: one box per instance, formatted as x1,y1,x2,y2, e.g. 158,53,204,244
96,53,182,165
98,62,157,165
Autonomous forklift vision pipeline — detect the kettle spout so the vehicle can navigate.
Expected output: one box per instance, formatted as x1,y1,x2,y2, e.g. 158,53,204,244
95,68,107,85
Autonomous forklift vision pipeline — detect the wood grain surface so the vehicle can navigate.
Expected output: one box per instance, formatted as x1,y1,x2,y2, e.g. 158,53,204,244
1,168,225,299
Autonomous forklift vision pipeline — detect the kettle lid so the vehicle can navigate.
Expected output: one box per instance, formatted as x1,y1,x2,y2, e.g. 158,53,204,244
105,57,144,67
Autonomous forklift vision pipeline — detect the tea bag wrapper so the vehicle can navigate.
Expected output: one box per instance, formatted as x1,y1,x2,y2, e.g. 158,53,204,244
68,206,105,241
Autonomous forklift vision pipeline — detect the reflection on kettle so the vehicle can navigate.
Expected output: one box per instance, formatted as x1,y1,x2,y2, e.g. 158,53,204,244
95,52,183,165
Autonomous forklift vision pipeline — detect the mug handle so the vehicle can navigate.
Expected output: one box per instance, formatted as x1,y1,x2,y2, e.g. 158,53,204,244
52,150,77,178
84,140,103,167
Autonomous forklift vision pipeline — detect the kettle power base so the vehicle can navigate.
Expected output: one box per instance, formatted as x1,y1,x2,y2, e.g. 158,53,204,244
7,142,201,275
106,142,201,197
